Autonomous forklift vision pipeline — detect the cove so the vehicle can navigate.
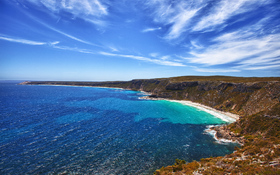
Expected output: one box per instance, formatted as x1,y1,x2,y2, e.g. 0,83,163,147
0,83,238,175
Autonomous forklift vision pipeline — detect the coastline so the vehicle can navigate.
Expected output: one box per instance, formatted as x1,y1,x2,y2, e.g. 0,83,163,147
18,79,280,174
22,83,242,144
140,96,243,145
139,96,239,123
204,125,244,145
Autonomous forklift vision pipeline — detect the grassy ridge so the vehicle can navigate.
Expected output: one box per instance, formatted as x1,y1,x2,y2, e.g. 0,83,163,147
168,76,280,83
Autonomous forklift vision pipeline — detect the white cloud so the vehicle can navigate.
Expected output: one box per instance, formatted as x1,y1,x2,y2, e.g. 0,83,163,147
107,46,119,52
23,12,101,47
28,0,108,16
142,27,161,33
99,52,185,67
192,0,271,32
0,34,97,54
50,41,60,45
144,0,275,41
52,45,95,54
183,30,280,73
239,49,280,66
42,23,97,46
165,7,201,40
195,68,240,73
160,55,170,60
0,35,47,45
0,34,98,55
150,53,159,57
190,40,204,49
186,34,280,65
181,13,280,69
144,0,204,40
243,64,280,70
149,53,171,61
193,0,247,31
25,0,108,27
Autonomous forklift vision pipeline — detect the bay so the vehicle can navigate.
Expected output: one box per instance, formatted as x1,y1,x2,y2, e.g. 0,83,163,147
0,83,238,174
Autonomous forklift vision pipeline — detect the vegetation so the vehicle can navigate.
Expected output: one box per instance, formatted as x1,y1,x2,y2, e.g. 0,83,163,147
168,75,280,83
20,75,280,174
155,111,280,174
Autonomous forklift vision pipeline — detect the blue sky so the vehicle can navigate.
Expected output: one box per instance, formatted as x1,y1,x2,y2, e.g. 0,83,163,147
1,0,280,81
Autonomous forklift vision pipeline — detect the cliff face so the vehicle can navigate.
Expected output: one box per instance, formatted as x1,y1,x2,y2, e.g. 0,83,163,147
20,76,280,117
97,79,279,117
154,81,280,117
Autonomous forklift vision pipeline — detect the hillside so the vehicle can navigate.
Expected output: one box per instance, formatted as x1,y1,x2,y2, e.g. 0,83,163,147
20,76,280,174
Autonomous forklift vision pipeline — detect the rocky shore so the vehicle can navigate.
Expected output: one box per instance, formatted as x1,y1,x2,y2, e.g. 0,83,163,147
209,125,245,145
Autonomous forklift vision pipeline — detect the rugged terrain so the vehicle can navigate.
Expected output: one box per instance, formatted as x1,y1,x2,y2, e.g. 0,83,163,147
20,76,280,174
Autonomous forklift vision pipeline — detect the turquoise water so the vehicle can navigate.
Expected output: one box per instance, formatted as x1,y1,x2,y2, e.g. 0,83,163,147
0,83,238,174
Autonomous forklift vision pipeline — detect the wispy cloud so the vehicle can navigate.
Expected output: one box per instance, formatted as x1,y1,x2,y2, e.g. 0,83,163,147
164,7,201,40
192,0,264,32
190,40,204,49
27,0,108,17
0,34,98,54
145,0,274,41
243,64,280,70
21,10,102,47
52,45,96,54
195,68,240,73
145,0,203,40
0,35,47,45
99,52,185,67
142,27,161,33
25,0,109,27
46,25,94,45
150,53,159,58
149,53,171,60
50,41,60,45
107,46,119,52
187,34,280,64
183,30,280,71
0,33,184,67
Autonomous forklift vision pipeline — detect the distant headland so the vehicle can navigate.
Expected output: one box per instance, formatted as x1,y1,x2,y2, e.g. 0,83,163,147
20,75,280,174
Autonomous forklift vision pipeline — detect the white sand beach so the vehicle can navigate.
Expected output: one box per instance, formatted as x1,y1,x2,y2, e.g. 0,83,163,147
140,96,239,123
169,100,239,123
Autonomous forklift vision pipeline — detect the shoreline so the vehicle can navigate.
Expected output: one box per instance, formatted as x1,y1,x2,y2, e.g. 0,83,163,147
24,83,240,123
204,125,243,145
22,83,242,144
140,96,242,145
139,96,239,123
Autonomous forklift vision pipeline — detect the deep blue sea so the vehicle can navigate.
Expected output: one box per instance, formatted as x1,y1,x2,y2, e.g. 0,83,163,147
0,82,238,174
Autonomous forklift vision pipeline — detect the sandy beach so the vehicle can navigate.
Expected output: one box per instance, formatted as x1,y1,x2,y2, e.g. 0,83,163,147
140,96,239,123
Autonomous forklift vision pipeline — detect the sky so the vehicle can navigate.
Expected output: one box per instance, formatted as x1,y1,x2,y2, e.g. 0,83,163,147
1,0,280,81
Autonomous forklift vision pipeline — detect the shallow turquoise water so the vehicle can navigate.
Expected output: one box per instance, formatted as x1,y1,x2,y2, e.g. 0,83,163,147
0,83,237,174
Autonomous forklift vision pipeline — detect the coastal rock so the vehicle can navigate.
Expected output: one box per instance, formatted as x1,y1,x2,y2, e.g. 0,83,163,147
18,81,30,85
213,125,245,145
165,81,198,90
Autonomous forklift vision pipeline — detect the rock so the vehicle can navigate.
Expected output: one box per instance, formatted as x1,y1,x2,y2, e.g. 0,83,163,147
165,81,198,90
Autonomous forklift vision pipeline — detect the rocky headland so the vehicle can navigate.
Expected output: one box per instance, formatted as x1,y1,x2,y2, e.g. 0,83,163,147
20,76,280,174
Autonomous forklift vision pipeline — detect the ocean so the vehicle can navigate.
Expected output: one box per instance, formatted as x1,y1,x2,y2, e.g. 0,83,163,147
0,82,238,174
